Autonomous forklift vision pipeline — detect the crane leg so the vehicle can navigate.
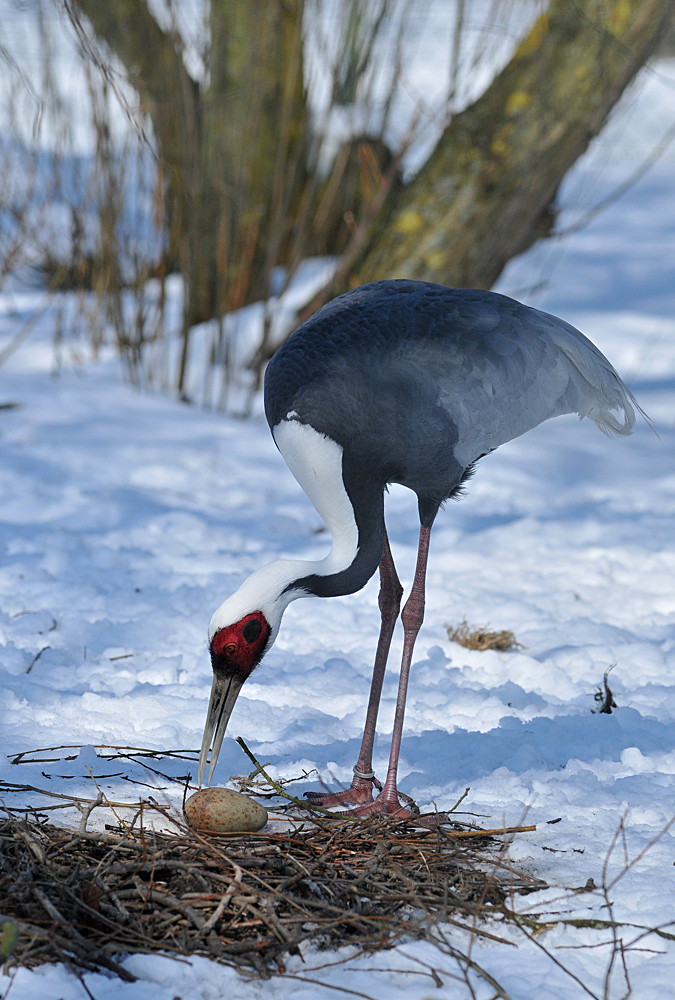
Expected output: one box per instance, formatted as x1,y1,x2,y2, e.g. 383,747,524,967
360,523,431,817
305,528,402,806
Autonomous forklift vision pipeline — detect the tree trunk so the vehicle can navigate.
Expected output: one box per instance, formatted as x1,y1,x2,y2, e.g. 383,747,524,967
69,0,200,276
204,0,307,315
70,0,675,377
345,0,675,294
71,0,307,331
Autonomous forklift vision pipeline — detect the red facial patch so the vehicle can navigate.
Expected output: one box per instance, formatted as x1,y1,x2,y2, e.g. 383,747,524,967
210,611,270,680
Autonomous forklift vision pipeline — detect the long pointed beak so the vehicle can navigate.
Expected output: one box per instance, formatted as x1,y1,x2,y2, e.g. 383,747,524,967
198,672,244,787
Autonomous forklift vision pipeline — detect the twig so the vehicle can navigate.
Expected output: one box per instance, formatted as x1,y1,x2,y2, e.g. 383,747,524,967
200,863,244,935
447,786,471,814
76,792,103,835
235,737,353,821
10,821,45,863
25,647,50,675
32,887,67,926
0,779,170,812
0,299,53,368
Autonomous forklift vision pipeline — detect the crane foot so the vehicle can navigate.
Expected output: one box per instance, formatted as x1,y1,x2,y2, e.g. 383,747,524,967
304,780,374,808
348,790,411,819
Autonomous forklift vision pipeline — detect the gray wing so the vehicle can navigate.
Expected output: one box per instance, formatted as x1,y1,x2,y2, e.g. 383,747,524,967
427,296,641,469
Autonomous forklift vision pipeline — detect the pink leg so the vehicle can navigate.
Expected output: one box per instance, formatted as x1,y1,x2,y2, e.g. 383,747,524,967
305,529,403,806
358,524,431,817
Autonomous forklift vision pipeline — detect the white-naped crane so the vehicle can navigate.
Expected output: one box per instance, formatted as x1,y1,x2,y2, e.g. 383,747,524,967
198,280,641,815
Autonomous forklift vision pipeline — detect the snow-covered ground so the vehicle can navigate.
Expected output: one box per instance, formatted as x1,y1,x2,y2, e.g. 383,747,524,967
1,40,675,1000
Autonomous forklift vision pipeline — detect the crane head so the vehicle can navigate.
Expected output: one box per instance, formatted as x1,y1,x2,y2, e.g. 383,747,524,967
198,610,271,786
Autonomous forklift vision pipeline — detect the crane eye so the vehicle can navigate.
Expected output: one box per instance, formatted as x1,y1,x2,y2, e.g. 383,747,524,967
242,619,262,644
224,642,236,655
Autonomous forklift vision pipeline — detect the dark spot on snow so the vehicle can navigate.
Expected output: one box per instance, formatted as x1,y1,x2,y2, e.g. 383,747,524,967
592,665,618,714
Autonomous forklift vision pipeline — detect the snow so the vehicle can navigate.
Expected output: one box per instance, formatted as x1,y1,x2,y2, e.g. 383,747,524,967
1,33,675,1000
2,280,675,998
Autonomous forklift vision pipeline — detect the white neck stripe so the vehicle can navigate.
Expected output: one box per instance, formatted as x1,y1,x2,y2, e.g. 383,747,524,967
209,421,359,641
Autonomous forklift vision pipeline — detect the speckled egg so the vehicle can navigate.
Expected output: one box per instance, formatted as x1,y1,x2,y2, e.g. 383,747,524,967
185,787,268,833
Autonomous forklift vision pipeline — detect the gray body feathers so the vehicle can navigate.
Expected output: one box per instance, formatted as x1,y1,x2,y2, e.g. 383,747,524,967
265,281,640,527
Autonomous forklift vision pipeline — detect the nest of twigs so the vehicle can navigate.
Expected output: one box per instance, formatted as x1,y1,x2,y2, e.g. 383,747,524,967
0,806,545,981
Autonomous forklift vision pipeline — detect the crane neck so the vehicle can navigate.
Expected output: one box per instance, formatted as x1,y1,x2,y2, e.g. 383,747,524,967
209,420,384,642
272,418,384,599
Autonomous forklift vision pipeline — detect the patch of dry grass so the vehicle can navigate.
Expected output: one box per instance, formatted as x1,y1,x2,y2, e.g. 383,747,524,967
446,619,524,653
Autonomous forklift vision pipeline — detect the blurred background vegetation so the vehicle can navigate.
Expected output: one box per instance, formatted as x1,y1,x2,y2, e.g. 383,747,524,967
0,0,673,409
